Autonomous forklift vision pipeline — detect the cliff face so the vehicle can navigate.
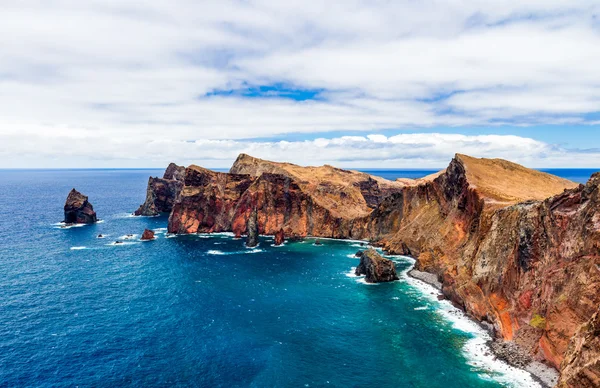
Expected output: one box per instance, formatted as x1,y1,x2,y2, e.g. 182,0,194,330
368,156,599,385
144,153,599,385
135,163,185,216
168,155,405,237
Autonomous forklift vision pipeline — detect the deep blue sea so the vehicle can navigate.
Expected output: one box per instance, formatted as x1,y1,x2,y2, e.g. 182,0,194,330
1,168,594,387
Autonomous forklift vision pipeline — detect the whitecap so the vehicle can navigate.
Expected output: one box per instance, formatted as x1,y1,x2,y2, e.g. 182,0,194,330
54,222,86,229
119,234,138,240
345,268,359,278
346,253,359,259
413,306,428,311
356,278,378,285
403,259,541,387
107,241,138,246
70,246,87,250
207,250,225,255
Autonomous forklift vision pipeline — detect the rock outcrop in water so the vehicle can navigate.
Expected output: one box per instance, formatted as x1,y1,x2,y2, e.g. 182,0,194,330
355,249,399,283
274,228,285,246
135,163,185,216
63,188,97,224
140,229,155,240
246,208,259,248
143,153,600,385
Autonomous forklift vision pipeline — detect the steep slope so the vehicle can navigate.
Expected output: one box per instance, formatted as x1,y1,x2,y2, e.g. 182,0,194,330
367,156,598,385
135,163,185,216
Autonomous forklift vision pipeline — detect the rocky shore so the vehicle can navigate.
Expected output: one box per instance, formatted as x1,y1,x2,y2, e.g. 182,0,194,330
407,266,560,387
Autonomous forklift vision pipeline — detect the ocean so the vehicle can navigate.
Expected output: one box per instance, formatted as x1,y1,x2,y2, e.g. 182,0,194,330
0,168,596,387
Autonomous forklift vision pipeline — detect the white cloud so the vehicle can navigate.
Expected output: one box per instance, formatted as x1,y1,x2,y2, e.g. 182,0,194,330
0,1,600,167
2,131,598,169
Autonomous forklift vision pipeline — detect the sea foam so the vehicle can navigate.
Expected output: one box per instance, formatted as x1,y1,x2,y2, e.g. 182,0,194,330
400,256,541,388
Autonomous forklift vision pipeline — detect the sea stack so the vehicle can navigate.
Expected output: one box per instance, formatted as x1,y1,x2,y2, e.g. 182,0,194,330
140,229,155,240
246,208,259,247
63,188,97,224
274,228,285,246
355,249,399,283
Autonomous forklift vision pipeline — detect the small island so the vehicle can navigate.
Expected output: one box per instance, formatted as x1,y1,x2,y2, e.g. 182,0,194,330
63,188,97,224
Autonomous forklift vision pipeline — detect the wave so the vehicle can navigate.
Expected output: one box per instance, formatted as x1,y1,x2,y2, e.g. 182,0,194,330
115,213,159,219
118,234,138,240
402,260,541,387
106,241,138,246
197,232,235,238
207,248,264,256
53,222,86,229
345,268,359,278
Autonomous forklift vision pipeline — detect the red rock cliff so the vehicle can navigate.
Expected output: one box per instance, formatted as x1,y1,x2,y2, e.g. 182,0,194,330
148,153,598,386
367,155,599,387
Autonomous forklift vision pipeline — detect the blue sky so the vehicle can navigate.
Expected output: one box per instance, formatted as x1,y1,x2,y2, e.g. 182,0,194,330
1,1,600,168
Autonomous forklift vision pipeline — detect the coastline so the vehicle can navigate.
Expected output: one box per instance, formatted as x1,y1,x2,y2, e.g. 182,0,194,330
406,267,559,387
155,231,561,387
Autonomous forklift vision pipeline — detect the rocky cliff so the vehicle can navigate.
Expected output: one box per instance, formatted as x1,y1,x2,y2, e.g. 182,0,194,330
63,188,97,224
142,153,599,386
366,155,599,387
135,163,185,216
167,155,406,237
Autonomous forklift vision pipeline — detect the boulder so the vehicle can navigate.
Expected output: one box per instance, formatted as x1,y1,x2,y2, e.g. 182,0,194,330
141,229,155,240
355,249,399,283
63,188,97,224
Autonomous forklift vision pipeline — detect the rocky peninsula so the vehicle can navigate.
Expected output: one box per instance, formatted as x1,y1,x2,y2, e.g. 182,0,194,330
136,153,599,387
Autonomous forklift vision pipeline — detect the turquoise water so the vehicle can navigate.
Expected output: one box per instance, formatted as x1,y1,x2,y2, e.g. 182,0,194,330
0,170,546,387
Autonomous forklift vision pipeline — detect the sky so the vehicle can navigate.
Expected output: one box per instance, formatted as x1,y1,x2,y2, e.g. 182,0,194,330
1,0,600,169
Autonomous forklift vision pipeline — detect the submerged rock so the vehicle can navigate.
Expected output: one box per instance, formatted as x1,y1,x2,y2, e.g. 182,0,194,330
63,188,97,224
246,208,259,248
274,228,285,246
140,229,155,241
355,249,399,283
